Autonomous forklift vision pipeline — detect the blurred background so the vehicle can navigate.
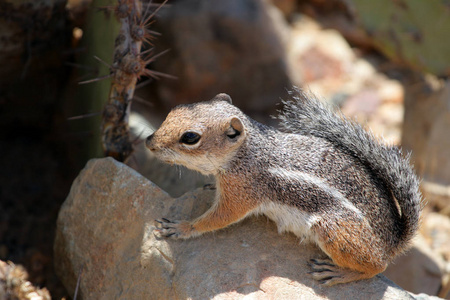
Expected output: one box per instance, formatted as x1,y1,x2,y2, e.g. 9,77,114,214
0,0,449,298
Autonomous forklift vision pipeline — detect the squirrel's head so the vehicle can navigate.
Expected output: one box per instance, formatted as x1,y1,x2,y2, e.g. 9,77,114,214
146,93,247,175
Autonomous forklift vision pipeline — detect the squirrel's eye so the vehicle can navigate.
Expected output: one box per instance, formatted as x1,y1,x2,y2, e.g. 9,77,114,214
180,132,201,145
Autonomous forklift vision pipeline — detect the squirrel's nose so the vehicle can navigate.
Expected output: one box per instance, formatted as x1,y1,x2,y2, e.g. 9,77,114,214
146,134,156,151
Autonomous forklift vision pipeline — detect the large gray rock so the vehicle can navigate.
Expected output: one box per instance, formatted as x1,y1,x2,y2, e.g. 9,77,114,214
150,0,291,113
54,158,436,299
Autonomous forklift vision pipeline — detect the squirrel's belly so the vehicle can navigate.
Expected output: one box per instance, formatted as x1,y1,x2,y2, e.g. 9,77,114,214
252,201,319,242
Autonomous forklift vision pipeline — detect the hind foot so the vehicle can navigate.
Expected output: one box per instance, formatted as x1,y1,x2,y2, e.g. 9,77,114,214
308,258,377,286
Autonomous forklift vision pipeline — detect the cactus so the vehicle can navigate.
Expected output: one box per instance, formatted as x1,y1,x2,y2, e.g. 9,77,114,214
71,0,167,163
348,0,450,76
101,0,168,162
68,0,120,165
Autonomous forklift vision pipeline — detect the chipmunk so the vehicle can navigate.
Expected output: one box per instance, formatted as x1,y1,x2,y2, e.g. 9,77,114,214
146,89,422,286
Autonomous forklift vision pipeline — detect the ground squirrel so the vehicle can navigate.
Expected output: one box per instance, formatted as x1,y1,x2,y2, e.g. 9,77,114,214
146,89,422,285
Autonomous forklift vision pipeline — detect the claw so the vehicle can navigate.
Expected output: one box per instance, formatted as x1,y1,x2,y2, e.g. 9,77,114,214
319,278,335,284
315,268,333,273
203,183,216,190
310,258,334,266
152,218,191,239
309,257,348,285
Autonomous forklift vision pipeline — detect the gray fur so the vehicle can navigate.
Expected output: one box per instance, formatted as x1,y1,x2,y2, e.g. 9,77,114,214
276,87,422,250
150,89,423,284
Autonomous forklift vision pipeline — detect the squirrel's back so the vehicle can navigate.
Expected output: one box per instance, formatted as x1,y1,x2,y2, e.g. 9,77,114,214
276,88,422,252
231,120,408,257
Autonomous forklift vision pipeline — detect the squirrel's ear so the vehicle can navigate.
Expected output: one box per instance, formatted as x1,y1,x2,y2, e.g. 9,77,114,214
226,117,245,139
214,93,232,104
230,117,244,132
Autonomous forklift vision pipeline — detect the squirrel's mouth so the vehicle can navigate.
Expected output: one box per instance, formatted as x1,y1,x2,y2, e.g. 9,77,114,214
151,149,178,165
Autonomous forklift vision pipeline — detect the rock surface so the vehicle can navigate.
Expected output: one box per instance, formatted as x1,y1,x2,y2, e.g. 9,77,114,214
402,77,450,211
384,235,445,296
55,157,437,299
150,0,291,113
421,212,450,262
402,78,450,185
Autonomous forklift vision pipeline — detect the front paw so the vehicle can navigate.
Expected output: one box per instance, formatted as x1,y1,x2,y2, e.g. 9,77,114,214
154,218,194,239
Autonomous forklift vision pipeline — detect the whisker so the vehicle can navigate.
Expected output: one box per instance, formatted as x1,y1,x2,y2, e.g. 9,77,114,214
67,112,102,120
78,73,113,85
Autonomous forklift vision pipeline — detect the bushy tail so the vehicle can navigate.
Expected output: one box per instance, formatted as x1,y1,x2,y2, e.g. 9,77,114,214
278,88,423,249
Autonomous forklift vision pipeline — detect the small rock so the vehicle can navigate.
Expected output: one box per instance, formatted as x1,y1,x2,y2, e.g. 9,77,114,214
341,88,381,117
378,80,404,104
421,212,450,262
421,181,450,214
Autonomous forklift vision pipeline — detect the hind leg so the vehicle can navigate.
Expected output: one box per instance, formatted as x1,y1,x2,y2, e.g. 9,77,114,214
311,220,388,285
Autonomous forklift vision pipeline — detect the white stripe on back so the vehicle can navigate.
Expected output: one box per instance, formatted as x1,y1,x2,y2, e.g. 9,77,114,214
268,167,363,218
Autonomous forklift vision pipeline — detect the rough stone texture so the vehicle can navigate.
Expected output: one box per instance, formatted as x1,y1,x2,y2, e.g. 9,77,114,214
421,212,450,262
54,157,438,299
402,77,450,210
384,235,445,296
402,78,450,185
150,0,292,113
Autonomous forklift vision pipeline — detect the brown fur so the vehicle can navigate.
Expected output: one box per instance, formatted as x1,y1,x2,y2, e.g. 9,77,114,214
147,92,422,286
312,218,387,284
193,173,259,233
